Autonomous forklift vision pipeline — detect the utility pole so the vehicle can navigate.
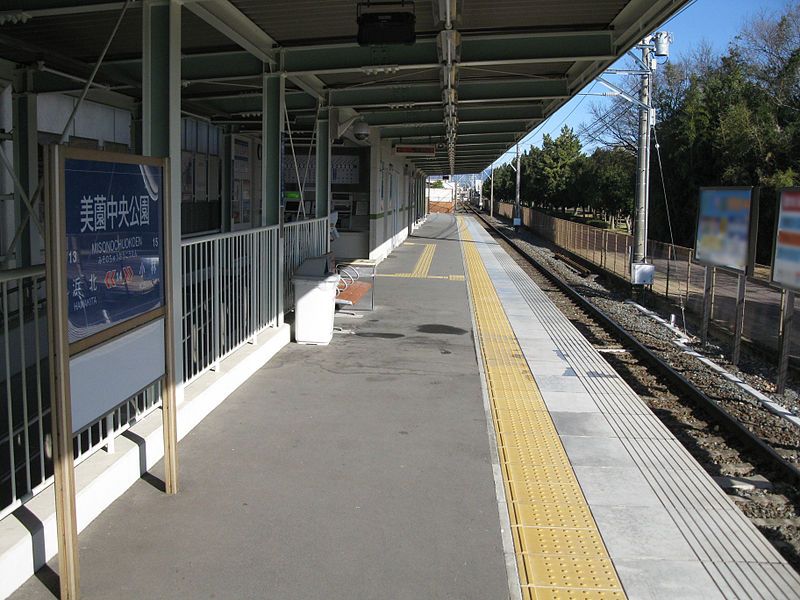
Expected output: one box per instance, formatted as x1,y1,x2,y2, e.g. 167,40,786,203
597,31,671,287
514,143,521,230
490,166,494,218
633,40,653,266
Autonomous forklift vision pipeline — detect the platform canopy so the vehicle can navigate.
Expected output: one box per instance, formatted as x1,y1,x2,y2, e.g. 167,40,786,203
0,0,689,174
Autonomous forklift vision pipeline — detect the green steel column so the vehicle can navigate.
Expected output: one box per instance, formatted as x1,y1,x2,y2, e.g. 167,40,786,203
316,106,330,219
142,0,183,396
262,73,284,227
11,79,37,267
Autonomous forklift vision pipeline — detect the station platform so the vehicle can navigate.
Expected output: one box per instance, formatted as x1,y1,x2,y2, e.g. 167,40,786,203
12,214,800,599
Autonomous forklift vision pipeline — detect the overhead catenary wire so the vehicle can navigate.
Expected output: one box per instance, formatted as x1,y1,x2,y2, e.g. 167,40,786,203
491,81,598,163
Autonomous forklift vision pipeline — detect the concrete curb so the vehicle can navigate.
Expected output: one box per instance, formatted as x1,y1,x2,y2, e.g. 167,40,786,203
0,324,290,599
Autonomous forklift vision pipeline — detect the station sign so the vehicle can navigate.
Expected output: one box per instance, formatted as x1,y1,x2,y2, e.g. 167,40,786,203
694,187,758,275
64,157,164,343
45,146,178,600
394,144,436,157
772,188,800,291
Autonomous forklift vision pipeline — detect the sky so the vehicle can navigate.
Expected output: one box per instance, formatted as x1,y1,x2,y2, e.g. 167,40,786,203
486,0,796,171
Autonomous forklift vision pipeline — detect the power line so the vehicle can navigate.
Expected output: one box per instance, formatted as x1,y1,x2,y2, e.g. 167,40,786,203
491,81,598,164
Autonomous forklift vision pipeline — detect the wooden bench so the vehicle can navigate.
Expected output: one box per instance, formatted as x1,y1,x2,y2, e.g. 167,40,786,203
335,260,376,310
336,280,372,306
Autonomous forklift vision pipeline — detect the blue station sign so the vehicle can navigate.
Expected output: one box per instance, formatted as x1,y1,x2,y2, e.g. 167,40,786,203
64,158,164,343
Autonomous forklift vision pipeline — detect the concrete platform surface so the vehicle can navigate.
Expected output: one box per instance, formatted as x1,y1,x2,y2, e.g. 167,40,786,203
13,213,800,600
463,215,800,600
12,214,508,600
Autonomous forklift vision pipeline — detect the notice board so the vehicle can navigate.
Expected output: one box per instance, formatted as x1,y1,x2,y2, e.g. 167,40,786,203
694,187,758,274
772,188,800,291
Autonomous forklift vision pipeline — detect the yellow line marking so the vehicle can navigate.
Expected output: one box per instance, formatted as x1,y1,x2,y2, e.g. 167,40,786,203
376,243,449,280
411,243,436,277
376,273,461,280
459,216,625,600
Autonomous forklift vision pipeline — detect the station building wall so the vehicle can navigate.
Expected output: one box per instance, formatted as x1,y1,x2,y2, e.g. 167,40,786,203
368,137,420,262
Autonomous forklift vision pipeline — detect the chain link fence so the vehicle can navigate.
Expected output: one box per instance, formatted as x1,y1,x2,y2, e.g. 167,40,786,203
494,202,798,359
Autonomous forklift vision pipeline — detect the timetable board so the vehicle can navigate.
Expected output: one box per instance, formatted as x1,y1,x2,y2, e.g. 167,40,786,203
332,154,360,185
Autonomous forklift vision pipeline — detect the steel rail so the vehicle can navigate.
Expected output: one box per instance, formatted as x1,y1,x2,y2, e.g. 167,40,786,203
467,205,800,486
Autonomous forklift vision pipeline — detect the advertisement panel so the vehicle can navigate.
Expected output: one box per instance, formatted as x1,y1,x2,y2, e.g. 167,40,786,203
772,188,800,291
694,187,756,273
64,156,164,343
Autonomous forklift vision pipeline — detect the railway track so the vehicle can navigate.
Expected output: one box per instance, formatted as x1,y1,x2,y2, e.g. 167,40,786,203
467,206,800,570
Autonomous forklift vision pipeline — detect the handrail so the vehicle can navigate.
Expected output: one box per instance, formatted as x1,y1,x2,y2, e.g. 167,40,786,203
181,223,280,247
284,216,328,229
0,265,46,283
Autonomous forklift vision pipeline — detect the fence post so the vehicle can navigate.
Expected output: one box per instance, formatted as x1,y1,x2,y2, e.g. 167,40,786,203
777,289,795,394
665,244,671,299
212,239,221,370
613,234,617,275
685,249,693,307
602,229,607,269
732,273,747,365
701,265,714,346
250,232,257,344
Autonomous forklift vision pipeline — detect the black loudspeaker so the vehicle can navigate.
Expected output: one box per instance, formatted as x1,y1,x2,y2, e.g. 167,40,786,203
357,10,416,45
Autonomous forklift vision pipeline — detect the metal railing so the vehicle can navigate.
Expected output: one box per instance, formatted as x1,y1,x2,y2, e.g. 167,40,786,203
0,266,160,519
495,202,800,358
1,266,49,518
2,216,326,517
181,224,280,385
283,217,329,309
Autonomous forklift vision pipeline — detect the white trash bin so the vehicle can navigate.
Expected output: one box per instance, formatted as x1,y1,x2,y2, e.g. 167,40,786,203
293,259,340,345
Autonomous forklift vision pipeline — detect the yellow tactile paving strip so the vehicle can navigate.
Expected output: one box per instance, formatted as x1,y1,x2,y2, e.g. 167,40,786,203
377,241,465,280
459,217,626,600
411,243,436,277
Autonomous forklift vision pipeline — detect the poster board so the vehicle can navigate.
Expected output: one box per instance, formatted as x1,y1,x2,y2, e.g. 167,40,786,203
694,187,758,275
772,187,800,291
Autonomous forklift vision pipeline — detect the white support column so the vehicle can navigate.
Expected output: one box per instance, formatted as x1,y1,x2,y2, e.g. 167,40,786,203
368,128,382,257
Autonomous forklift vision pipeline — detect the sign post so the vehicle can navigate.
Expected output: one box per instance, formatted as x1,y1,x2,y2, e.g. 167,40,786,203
693,187,758,353
778,290,795,395
700,266,713,345
45,146,178,596
732,272,747,365
45,147,80,600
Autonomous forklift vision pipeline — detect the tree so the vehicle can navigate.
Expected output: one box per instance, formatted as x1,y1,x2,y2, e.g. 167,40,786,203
582,76,639,153
588,148,635,227
538,126,583,210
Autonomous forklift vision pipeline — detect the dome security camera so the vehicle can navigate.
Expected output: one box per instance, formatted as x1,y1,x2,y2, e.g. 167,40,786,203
353,121,370,141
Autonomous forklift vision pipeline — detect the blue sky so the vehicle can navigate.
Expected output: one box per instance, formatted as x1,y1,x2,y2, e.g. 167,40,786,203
488,0,795,169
